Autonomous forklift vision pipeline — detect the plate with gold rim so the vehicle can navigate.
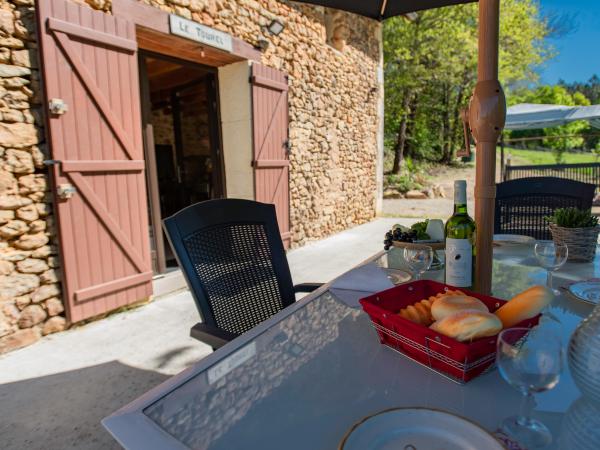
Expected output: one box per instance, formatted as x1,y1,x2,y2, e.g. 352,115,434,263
339,407,504,450
567,281,600,305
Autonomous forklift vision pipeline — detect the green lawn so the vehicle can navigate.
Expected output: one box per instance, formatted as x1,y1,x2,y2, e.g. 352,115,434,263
501,147,598,165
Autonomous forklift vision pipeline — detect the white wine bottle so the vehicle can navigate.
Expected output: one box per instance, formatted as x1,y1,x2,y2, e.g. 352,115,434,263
445,180,476,289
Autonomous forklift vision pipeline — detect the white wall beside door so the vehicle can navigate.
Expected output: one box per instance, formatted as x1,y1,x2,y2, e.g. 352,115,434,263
218,61,255,200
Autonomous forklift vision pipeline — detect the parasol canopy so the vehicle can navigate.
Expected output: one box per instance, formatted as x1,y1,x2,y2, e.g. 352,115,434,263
291,0,476,20
506,103,600,131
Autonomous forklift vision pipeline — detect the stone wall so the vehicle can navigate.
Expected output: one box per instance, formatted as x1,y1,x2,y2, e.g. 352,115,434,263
151,107,175,146
132,0,382,246
0,0,65,353
0,0,381,353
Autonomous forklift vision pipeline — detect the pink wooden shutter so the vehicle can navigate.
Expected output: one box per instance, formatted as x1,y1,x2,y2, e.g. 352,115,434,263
250,64,291,248
36,0,153,322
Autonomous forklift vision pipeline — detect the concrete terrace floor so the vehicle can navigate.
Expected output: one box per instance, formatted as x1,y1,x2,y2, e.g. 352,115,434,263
0,217,417,450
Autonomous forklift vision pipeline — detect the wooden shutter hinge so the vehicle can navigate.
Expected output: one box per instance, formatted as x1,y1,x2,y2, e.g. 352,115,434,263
48,98,68,115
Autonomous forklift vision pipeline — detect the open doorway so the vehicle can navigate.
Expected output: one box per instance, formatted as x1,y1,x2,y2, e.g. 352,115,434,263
139,52,224,274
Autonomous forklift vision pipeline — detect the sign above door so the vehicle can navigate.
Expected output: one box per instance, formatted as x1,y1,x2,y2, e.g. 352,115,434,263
169,15,233,53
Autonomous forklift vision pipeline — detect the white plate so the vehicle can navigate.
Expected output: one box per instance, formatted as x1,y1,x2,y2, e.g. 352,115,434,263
568,281,600,305
339,407,504,450
493,234,535,246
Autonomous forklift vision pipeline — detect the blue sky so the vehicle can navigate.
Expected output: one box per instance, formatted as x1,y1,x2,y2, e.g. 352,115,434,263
538,0,600,84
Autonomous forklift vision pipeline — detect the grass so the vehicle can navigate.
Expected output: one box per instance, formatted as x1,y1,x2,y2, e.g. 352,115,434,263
502,147,599,165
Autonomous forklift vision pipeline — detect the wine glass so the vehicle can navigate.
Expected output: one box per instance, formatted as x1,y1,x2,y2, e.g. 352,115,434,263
534,241,568,296
497,327,563,448
403,246,433,280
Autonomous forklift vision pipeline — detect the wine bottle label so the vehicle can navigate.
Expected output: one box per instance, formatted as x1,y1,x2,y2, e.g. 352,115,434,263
446,238,472,287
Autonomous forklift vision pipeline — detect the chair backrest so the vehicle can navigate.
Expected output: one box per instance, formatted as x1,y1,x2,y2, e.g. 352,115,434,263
163,199,295,336
495,177,596,240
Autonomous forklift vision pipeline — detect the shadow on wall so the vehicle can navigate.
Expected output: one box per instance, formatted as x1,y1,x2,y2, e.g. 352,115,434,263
0,361,169,450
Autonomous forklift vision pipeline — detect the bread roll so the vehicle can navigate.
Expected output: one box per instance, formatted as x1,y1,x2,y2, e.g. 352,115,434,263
430,310,503,342
397,289,465,326
494,285,553,328
431,294,489,321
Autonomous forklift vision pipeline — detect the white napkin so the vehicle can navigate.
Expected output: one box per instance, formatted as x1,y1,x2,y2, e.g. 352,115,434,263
330,263,394,308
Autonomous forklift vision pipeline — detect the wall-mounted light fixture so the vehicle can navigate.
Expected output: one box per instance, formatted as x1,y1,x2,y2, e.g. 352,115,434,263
255,38,270,52
267,19,285,36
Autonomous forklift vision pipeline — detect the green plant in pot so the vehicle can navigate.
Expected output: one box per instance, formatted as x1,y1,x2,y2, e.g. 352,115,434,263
546,208,600,262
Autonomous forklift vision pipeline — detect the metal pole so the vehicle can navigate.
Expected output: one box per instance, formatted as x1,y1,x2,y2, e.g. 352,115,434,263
469,0,506,294
500,135,505,182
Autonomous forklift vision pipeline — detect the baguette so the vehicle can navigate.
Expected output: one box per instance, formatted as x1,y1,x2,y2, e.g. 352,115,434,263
494,285,553,328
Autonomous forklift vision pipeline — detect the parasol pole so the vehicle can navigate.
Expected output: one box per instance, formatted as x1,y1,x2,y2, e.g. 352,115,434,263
469,0,506,294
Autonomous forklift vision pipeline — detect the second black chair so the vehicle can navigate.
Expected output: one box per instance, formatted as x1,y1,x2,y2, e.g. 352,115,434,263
494,177,596,240
163,199,322,350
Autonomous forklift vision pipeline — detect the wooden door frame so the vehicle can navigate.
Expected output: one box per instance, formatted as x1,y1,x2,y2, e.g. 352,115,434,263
138,54,167,274
138,51,226,273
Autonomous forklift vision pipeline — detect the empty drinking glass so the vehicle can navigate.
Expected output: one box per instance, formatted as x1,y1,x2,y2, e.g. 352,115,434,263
534,241,568,295
403,245,433,280
497,327,563,448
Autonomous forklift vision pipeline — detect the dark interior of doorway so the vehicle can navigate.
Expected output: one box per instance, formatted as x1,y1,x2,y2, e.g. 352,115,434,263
139,52,223,273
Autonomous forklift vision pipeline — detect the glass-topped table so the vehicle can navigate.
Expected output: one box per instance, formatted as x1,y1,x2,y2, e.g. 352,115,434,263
102,244,599,449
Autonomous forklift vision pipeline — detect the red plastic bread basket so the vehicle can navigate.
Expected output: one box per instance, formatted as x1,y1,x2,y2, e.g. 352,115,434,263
359,280,540,383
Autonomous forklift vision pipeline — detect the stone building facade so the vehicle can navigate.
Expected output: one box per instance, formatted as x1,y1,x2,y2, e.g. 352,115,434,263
0,0,383,352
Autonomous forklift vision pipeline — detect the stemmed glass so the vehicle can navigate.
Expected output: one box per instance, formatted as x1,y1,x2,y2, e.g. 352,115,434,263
403,245,433,280
497,327,563,448
534,241,568,296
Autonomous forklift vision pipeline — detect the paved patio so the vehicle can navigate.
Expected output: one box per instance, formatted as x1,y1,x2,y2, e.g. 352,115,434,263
0,217,415,450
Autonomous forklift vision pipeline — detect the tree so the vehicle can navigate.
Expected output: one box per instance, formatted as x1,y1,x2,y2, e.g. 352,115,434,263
384,0,552,173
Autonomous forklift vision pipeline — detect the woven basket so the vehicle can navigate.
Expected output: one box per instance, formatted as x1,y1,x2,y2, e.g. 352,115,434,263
549,224,600,262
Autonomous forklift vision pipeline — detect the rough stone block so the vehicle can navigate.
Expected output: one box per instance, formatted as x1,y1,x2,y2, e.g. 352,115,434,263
15,203,38,221
31,245,51,258
27,219,45,233
17,304,46,328
40,268,59,284
16,257,48,274
11,49,37,68
14,295,30,310
0,273,38,297
0,123,37,149
42,316,66,335
35,202,50,217
0,65,30,78
2,109,24,123
0,210,15,224
31,283,60,303
46,256,59,268
0,248,31,261
4,148,35,173
0,219,28,238
44,297,64,316
0,260,14,276
0,170,18,195
13,232,48,250
0,10,14,35
0,195,32,209
0,327,40,353
18,173,47,193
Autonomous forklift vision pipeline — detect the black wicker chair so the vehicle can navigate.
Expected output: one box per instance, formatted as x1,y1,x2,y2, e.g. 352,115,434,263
495,177,595,240
163,199,322,350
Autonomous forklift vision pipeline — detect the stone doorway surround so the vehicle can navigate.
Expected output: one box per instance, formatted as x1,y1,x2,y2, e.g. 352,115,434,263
113,0,261,293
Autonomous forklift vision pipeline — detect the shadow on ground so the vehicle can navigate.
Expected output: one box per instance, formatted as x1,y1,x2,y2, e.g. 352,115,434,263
0,361,168,450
